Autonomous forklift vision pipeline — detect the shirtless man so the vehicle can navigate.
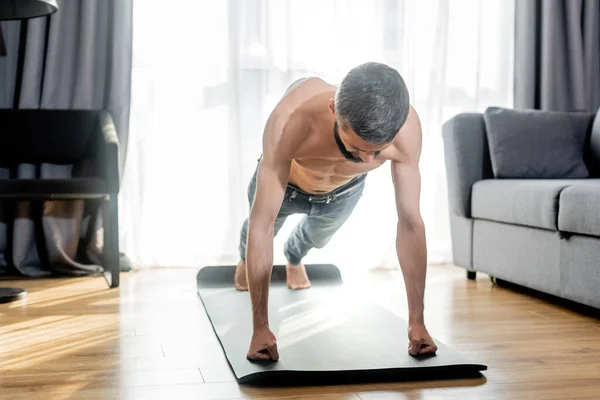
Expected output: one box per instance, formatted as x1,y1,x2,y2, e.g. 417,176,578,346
235,62,437,361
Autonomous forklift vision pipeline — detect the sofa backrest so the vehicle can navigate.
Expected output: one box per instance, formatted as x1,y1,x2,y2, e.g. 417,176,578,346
585,107,600,177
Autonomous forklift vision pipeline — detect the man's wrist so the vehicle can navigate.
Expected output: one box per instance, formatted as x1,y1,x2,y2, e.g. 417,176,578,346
253,316,269,331
408,314,424,326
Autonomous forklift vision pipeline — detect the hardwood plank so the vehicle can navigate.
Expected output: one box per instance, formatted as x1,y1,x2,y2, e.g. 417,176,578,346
104,382,244,400
485,363,600,384
0,382,245,400
1,354,229,376
355,379,600,400
162,341,224,357
0,368,205,388
120,368,206,386
200,366,237,383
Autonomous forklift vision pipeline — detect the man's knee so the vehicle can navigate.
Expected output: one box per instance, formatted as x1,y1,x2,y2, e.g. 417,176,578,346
312,229,338,249
302,218,342,248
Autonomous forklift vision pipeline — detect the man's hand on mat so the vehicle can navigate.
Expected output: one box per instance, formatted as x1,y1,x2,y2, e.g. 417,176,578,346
408,324,438,356
247,326,279,362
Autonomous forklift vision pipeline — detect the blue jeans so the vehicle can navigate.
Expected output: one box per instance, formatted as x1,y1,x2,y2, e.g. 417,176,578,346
239,157,366,265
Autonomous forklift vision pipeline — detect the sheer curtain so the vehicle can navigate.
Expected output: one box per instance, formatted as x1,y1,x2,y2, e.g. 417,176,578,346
121,0,514,271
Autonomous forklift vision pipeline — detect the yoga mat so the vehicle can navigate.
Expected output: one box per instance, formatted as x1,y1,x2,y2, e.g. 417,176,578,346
196,264,487,385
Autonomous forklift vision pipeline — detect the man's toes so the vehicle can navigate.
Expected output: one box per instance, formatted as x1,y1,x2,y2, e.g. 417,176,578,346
234,278,248,291
288,282,311,290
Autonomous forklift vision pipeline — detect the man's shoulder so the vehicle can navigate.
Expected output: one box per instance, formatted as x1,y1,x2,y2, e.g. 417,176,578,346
387,106,422,165
264,77,335,160
284,76,325,93
263,105,316,162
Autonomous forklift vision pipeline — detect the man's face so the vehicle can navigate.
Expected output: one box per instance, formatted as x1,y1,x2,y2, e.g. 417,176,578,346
334,121,386,164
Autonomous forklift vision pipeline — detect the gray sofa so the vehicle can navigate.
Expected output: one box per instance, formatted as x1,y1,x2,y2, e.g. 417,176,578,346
442,106,600,310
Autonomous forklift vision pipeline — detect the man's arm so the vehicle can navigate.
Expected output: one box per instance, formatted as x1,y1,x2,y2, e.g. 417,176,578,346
392,159,426,324
245,113,298,361
246,152,290,330
391,108,437,356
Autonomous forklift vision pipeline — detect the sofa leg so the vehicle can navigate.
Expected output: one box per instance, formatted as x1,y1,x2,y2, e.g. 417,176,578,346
467,270,477,280
103,193,120,288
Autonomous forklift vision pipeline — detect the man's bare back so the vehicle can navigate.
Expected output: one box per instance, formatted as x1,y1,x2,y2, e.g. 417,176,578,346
237,62,437,362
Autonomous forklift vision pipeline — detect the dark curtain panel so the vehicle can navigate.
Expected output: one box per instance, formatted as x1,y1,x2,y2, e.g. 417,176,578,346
18,0,133,164
514,0,600,112
0,0,133,277
0,20,19,109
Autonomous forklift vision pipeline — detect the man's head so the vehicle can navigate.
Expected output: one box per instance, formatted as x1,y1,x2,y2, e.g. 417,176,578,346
330,62,410,163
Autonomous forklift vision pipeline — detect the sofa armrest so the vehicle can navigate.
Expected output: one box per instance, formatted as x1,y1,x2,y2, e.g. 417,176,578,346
586,108,600,177
97,111,120,194
442,113,493,218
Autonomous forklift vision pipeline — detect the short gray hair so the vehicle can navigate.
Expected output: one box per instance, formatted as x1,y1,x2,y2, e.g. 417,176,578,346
335,62,410,145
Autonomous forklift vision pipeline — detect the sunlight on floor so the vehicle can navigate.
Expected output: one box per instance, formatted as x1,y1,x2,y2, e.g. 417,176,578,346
1,323,121,371
277,299,309,313
278,311,346,351
277,296,351,350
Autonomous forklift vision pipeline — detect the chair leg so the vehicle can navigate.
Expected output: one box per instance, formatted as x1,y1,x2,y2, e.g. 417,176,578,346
103,193,120,288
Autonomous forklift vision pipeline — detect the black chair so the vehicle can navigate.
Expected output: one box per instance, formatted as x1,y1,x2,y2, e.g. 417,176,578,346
0,109,120,288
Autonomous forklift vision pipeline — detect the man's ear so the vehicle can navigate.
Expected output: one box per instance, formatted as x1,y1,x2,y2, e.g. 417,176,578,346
328,98,336,115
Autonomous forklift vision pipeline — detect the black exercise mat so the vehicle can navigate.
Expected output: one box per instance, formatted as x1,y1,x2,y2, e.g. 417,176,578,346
197,264,487,386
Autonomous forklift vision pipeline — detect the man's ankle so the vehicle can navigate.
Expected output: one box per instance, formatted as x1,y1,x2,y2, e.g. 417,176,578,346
286,261,302,267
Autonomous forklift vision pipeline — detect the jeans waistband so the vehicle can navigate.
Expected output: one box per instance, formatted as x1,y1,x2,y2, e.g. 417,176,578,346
287,173,366,203
255,154,366,202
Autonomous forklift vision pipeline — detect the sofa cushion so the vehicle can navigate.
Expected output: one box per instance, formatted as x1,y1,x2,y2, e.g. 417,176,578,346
483,107,590,179
471,179,586,230
558,183,600,236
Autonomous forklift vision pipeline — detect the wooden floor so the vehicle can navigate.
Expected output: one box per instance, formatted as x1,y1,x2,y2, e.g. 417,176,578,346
1,264,599,400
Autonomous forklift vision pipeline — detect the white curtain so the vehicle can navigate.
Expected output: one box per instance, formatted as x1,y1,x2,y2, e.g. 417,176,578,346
121,0,515,271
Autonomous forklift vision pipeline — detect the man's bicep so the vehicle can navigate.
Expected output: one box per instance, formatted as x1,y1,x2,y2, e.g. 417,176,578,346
391,106,423,227
250,105,297,226
249,157,290,227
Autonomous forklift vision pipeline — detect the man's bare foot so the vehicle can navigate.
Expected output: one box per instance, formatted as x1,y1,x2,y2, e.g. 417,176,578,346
234,260,248,291
286,262,311,290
